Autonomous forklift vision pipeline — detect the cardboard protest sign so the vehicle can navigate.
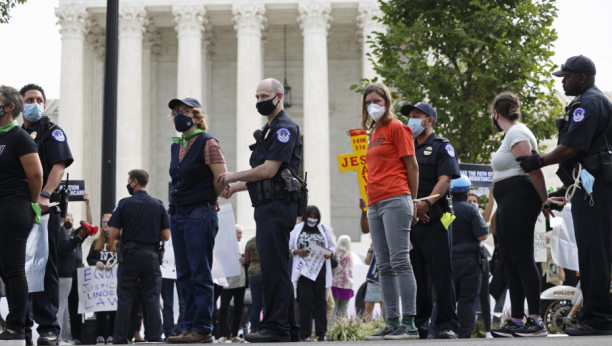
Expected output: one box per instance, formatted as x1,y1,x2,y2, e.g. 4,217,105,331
161,238,177,280
534,213,547,263
337,129,369,209
366,254,379,283
59,180,86,202
77,266,118,313
459,163,493,188
211,203,241,280
296,243,333,281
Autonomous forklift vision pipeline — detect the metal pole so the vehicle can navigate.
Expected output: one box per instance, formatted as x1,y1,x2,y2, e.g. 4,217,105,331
101,0,119,215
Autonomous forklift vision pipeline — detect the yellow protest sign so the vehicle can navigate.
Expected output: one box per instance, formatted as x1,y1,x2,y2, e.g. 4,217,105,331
337,129,369,210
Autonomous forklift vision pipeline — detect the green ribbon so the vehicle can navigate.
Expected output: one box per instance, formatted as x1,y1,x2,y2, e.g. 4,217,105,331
0,120,18,134
172,128,205,148
31,203,41,225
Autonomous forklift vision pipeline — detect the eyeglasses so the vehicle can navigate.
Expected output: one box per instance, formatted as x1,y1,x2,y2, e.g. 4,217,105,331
172,109,191,116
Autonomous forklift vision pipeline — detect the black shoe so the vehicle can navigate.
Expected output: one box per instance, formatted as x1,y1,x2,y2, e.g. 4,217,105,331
511,317,548,337
365,327,392,341
317,334,327,342
0,330,26,346
383,326,419,340
565,323,612,336
37,332,58,346
438,330,457,339
491,319,522,338
244,330,290,343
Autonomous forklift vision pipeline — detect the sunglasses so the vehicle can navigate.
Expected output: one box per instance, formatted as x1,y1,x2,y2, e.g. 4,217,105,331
561,64,577,73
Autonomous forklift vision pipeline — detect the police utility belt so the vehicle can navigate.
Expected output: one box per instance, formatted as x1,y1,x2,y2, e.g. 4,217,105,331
246,168,308,217
556,142,612,187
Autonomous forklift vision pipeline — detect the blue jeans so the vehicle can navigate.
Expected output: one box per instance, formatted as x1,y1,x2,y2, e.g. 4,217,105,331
161,279,185,336
248,274,265,330
170,205,218,335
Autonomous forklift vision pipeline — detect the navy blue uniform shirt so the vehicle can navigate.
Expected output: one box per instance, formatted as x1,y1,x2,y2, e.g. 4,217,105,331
414,132,460,198
451,195,488,254
558,84,612,164
109,190,170,245
22,116,74,189
249,110,302,179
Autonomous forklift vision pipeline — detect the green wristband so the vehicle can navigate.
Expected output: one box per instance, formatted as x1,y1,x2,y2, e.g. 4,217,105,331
31,203,41,225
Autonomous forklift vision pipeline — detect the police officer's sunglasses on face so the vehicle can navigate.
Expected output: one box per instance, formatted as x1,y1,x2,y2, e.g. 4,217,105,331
172,109,191,117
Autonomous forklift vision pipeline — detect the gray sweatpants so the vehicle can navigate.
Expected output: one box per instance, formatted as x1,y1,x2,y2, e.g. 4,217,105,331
368,194,417,319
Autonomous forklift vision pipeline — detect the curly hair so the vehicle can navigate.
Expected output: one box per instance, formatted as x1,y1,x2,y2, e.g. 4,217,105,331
19,84,47,104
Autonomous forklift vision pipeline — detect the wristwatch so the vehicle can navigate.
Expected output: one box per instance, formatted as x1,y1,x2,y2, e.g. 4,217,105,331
542,199,551,210
40,191,51,199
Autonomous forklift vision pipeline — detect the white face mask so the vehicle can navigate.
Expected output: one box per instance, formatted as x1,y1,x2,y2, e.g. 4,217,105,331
470,202,479,208
307,218,319,227
367,104,386,122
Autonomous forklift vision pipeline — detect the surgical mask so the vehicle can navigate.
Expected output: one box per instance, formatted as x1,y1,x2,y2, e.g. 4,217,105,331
64,221,73,230
127,181,135,196
580,168,595,202
492,115,503,132
23,103,44,122
470,202,479,208
407,118,426,137
367,104,385,122
307,218,318,228
566,163,595,206
256,94,280,116
174,113,194,132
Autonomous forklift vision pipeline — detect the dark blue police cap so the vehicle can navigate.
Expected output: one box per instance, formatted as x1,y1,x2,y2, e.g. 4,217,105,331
552,55,596,77
168,97,203,110
400,102,437,123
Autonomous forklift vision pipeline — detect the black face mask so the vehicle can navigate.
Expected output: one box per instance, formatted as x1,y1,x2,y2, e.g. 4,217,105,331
64,221,73,230
492,115,503,132
256,94,280,116
0,104,10,120
127,181,135,196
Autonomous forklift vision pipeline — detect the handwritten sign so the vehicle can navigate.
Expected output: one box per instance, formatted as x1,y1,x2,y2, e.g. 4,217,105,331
161,238,176,280
459,164,493,188
337,129,369,209
77,266,118,313
366,254,379,283
296,243,333,281
534,213,547,262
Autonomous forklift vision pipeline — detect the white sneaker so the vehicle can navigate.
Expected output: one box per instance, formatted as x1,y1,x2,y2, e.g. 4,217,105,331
96,336,105,345
217,337,226,343
231,337,247,343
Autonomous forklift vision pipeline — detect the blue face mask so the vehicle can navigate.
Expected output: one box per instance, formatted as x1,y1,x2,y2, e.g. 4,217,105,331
580,168,595,196
23,103,44,122
174,113,194,132
407,118,426,137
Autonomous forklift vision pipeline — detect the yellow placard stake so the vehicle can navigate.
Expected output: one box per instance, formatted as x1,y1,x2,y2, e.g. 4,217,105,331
337,129,369,210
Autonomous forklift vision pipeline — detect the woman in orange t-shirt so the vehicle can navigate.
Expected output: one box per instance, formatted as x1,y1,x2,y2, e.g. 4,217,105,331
362,83,420,341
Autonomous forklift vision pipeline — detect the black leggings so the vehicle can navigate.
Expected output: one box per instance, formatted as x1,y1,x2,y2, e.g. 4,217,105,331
479,260,491,331
219,287,246,338
68,274,82,339
494,176,542,318
0,200,34,333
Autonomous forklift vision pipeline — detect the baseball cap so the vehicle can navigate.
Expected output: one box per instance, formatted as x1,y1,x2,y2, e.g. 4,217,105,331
552,55,596,77
168,97,203,110
400,102,437,123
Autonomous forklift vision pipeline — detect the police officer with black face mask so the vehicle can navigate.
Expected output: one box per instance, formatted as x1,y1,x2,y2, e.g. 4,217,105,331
218,78,302,343
517,55,612,336
108,169,171,344
20,84,73,346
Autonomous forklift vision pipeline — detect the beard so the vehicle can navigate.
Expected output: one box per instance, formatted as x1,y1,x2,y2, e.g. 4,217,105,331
563,82,581,96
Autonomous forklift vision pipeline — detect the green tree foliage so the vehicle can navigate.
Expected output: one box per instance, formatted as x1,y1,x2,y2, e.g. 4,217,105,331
362,0,562,163
1,0,27,24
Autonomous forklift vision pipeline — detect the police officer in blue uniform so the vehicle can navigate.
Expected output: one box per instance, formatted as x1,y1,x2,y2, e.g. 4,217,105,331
401,102,460,339
448,176,488,338
218,78,302,343
109,169,170,344
20,84,73,345
517,55,612,336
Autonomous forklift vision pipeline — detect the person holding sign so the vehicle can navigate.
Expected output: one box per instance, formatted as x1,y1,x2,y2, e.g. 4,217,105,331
0,85,43,345
289,206,335,342
360,83,419,341
488,93,564,338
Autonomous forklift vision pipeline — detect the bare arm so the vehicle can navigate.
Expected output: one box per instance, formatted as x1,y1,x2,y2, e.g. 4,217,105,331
83,193,93,224
482,188,494,223
359,198,370,234
477,234,489,241
512,141,548,203
402,155,419,202
45,161,66,193
244,248,251,265
218,160,282,187
20,153,44,203
209,163,228,196
110,226,121,241
160,228,170,241
542,145,580,166
364,243,374,265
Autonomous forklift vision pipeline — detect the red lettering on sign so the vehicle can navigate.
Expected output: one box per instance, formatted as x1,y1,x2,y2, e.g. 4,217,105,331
350,157,358,166
341,157,348,168
360,155,366,165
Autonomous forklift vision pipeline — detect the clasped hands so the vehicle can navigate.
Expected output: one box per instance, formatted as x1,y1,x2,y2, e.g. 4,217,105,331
217,172,239,199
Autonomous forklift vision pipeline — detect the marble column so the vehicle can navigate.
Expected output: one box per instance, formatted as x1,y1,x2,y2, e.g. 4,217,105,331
117,7,148,200
173,5,207,100
298,3,333,226
85,21,105,225
232,4,267,230
144,22,161,197
357,2,387,81
55,7,90,221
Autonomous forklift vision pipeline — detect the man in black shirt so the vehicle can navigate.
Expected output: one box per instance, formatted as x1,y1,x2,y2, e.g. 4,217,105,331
109,169,170,344
20,84,73,345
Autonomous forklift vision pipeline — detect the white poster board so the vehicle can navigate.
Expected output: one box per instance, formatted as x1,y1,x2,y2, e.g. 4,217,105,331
211,203,241,280
26,214,50,292
77,266,118,313
550,204,579,271
534,213,547,263
296,243,333,281
161,238,177,279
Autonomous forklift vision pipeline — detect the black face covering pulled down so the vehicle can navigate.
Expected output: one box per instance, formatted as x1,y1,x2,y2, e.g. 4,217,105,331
256,94,280,116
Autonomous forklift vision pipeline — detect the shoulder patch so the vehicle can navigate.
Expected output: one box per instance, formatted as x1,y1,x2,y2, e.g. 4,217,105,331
276,128,291,143
51,129,66,142
572,107,586,122
445,144,456,157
